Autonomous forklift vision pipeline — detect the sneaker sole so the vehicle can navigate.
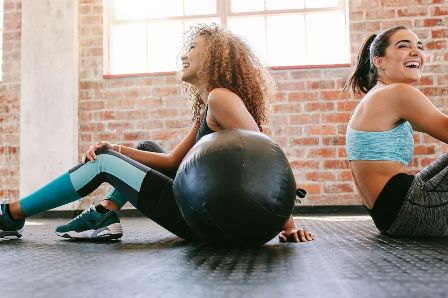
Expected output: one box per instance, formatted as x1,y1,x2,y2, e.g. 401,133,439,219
56,223,123,240
0,227,24,240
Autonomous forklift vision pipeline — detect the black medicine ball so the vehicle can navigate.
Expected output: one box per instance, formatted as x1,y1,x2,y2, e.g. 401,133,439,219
173,129,296,247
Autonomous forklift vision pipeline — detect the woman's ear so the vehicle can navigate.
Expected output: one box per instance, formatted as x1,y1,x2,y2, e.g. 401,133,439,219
373,56,384,70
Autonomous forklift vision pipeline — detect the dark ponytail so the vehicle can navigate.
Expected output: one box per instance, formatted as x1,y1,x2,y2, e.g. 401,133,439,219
347,34,377,94
346,26,408,95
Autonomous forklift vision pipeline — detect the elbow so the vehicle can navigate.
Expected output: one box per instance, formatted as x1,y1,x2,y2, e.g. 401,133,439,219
165,154,180,172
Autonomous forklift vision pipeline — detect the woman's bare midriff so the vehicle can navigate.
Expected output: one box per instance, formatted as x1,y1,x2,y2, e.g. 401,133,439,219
349,160,408,209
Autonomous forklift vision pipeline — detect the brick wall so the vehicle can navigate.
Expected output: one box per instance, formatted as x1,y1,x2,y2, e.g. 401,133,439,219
1,0,447,208
0,0,20,202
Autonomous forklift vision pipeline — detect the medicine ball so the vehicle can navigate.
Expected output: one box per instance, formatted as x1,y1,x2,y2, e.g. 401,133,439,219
173,129,296,247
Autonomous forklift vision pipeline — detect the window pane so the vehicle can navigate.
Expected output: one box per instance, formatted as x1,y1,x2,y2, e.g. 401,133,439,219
267,15,306,66
306,12,349,64
305,0,339,8
230,0,264,12
147,0,183,18
114,0,148,20
184,0,217,15
227,17,267,64
266,0,304,10
147,21,184,72
111,24,147,73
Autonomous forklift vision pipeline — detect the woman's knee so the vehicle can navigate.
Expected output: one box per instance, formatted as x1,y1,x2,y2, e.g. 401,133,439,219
95,148,115,156
135,140,167,153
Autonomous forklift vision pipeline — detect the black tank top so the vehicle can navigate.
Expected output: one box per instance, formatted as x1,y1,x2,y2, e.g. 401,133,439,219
195,108,216,143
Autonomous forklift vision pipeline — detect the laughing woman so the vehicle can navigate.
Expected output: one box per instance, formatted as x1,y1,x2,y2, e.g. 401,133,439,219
0,24,314,244
346,26,448,237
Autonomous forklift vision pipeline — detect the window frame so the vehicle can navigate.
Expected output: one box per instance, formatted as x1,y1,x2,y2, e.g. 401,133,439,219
103,0,350,78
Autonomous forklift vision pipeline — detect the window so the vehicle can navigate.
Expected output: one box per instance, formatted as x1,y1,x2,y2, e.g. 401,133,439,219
104,0,349,75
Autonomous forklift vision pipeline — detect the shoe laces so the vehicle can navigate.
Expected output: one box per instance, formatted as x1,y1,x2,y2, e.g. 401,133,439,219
69,204,96,223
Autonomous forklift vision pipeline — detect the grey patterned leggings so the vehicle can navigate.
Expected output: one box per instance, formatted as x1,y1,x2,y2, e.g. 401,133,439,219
387,153,448,237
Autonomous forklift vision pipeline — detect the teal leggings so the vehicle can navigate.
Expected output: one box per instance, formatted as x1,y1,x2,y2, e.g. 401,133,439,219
19,143,196,240
106,141,176,208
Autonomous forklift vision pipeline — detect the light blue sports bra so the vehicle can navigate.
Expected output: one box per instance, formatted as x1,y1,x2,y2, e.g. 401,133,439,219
345,121,414,165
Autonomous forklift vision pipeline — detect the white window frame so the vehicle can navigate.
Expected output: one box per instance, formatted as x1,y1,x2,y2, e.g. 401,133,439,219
103,0,349,77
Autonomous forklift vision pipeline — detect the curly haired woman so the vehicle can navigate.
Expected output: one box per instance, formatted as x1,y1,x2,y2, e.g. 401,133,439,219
0,24,314,244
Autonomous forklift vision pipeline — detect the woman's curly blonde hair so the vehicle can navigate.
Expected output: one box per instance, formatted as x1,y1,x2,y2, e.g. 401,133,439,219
180,23,275,131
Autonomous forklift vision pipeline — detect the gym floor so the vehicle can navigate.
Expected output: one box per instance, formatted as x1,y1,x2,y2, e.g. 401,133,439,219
2,215,447,298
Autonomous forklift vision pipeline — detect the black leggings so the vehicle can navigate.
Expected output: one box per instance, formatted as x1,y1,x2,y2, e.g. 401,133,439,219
130,141,196,240
70,141,197,240
105,141,176,208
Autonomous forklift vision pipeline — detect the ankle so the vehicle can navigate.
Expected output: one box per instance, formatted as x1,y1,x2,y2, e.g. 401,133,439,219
7,201,26,221
101,200,120,211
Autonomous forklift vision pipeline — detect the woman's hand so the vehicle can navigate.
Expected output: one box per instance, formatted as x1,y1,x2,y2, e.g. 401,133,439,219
279,227,315,243
82,141,115,163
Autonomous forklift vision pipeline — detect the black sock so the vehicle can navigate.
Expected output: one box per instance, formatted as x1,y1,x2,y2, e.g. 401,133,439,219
4,204,20,221
95,204,110,214
4,204,13,218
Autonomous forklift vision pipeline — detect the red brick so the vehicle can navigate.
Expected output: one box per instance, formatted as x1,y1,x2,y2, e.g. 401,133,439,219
150,108,179,118
320,90,346,100
433,6,448,16
322,136,346,146
338,147,347,158
291,137,320,146
303,102,335,112
381,0,419,6
152,87,180,97
415,18,444,27
324,183,354,193
277,81,306,91
271,70,289,80
290,160,320,169
351,0,378,9
271,126,302,136
307,148,337,158
350,21,381,33
323,113,351,123
307,80,335,90
290,114,321,125
425,40,447,50
396,7,428,17
289,69,322,80
304,125,337,136
288,91,318,101
272,103,302,113
305,172,337,181
432,29,448,38
336,101,357,111
414,145,436,155
338,171,353,181
366,9,395,19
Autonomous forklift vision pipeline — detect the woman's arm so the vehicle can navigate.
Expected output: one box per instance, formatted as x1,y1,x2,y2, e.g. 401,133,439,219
83,122,200,172
207,88,260,132
391,83,448,142
120,123,200,171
